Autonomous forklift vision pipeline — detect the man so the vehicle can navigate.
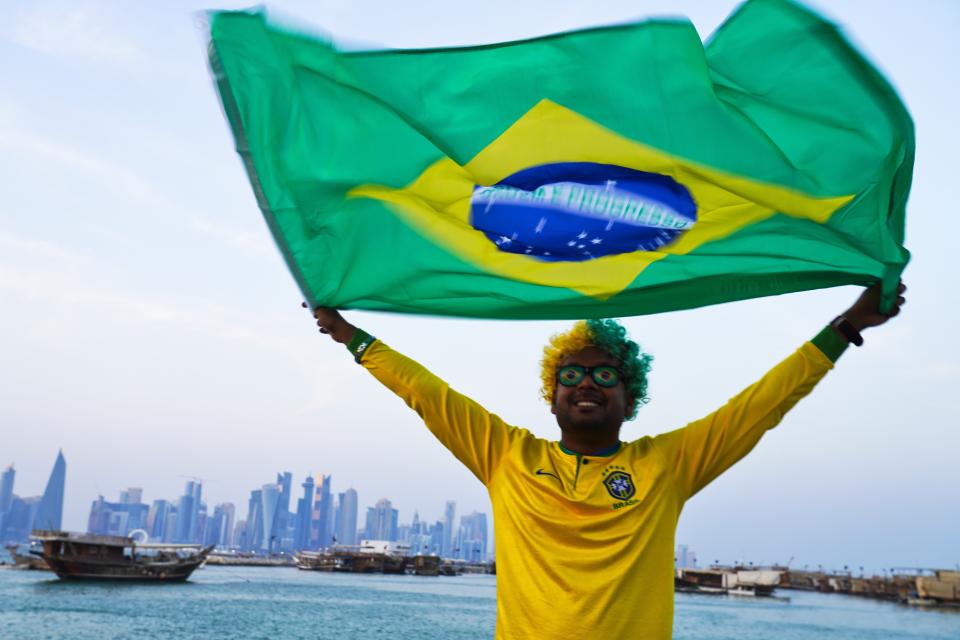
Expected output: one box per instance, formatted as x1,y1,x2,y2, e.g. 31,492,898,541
309,282,905,639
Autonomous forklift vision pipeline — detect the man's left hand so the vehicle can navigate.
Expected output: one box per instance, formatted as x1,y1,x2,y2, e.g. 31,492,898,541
844,280,907,331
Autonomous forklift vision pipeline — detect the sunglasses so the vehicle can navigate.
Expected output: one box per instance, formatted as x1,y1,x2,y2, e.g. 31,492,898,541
557,364,623,388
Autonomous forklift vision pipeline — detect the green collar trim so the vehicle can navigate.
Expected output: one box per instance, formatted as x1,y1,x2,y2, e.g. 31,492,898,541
558,441,622,457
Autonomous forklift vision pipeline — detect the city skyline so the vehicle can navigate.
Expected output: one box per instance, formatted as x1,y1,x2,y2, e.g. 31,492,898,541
3,449,493,560
2,446,490,539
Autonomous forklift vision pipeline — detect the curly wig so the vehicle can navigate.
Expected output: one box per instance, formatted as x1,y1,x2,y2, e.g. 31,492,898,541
540,319,653,420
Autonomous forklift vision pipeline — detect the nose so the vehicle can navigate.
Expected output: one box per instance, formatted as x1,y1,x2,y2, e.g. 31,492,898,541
576,372,600,390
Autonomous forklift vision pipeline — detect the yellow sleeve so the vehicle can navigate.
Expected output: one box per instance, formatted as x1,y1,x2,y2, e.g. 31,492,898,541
358,340,519,486
652,342,834,502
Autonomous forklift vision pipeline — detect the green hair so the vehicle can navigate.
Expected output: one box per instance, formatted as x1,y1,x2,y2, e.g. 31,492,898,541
540,318,653,420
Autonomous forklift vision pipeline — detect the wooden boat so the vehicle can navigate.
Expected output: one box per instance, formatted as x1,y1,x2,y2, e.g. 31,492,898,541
31,530,212,582
5,544,51,571
294,547,426,575
295,550,355,572
411,555,440,576
676,568,780,596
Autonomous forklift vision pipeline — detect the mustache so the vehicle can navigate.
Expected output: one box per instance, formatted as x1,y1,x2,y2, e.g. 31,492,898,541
571,392,605,404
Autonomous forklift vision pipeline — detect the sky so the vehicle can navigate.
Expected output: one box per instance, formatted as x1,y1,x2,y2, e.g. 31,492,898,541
1,0,957,573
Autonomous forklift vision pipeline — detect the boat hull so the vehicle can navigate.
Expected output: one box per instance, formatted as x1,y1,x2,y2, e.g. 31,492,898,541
44,556,205,582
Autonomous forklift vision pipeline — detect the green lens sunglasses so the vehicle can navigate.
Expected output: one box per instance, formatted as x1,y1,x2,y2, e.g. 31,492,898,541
557,365,623,388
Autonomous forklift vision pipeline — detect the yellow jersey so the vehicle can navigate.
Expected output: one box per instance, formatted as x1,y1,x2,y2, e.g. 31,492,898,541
351,333,841,639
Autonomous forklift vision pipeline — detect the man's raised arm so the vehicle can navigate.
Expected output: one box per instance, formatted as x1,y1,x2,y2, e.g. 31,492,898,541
652,282,906,502
307,306,520,487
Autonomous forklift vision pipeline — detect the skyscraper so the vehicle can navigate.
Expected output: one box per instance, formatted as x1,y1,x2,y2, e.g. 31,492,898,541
163,507,178,543
196,501,208,544
260,483,281,553
4,496,41,541
458,511,488,562
232,518,247,548
0,464,14,537
294,475,315,550
33,450,65,531
431,520,445,556
407,512,432,556
119,487,143,504
218,503,236,547
311,474,333,549
147,500,172,541
0,465,14,517
443,500,456,558
273,472,293,551
335,488,358,546
364,498,398,541
174,481,202,543
205,503,236,548
86,494,149,537
675,545,697,569
246,489,263,551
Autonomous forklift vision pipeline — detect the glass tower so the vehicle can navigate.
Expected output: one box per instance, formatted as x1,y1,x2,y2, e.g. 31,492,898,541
33,450,65,531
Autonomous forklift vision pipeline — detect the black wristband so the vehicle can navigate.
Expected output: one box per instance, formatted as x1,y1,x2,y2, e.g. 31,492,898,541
830,316,863,347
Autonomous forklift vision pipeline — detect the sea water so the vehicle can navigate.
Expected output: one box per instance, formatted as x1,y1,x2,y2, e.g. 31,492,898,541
0,566,956,639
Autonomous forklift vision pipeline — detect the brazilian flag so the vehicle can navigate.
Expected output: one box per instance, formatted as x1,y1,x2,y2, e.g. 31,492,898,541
208,0,911,319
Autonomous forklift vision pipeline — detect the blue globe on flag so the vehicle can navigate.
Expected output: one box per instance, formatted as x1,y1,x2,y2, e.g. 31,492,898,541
469,162,698,262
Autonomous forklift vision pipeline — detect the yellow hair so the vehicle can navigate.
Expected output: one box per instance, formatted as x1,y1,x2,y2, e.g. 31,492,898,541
539,320,594,407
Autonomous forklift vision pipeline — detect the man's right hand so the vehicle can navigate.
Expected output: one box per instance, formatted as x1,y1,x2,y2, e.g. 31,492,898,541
302,303,357,345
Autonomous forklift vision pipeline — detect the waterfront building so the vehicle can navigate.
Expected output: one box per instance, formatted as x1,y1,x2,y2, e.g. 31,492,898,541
246,489,263,551
294,475,315,550
174,481,202,544
335,488,358,547
87,494,149,537
0,465,13,511
443,500,456,558
119,487,143,504
232,518,247,548
260,482,280,553
0,452,66,542
332,492,342,545
146,500,172,541
311,474,333,550
33,450,66,532
676,544,698,569
431,521,445,557
3,496,40,542
217,503,235,547
205,503,235,548
196,502,208,544
365,498,398,542
0,464,14,538
458,511,488,562
406,513,433,555
411,511,421,536
273,472,293,552
162,507,178,543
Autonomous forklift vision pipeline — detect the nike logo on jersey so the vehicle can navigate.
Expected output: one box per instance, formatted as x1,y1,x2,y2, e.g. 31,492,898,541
535,468,562,483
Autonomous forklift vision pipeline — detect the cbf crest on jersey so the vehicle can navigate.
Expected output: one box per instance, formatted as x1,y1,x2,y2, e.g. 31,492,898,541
603,470,636,501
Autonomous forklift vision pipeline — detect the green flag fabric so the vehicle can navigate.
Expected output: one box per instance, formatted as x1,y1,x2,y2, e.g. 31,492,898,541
208,0,911,319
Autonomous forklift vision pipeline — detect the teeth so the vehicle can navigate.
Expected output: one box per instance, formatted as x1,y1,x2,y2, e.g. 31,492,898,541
576,401,599,407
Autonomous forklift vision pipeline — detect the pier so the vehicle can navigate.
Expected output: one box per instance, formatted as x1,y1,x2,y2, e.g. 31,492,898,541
676,565,960,608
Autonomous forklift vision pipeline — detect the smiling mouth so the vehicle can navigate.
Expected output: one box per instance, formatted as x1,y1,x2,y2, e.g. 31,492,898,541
574,399,603,408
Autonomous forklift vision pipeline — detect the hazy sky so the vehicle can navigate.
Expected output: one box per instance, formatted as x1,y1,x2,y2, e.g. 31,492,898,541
1,0,956,572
